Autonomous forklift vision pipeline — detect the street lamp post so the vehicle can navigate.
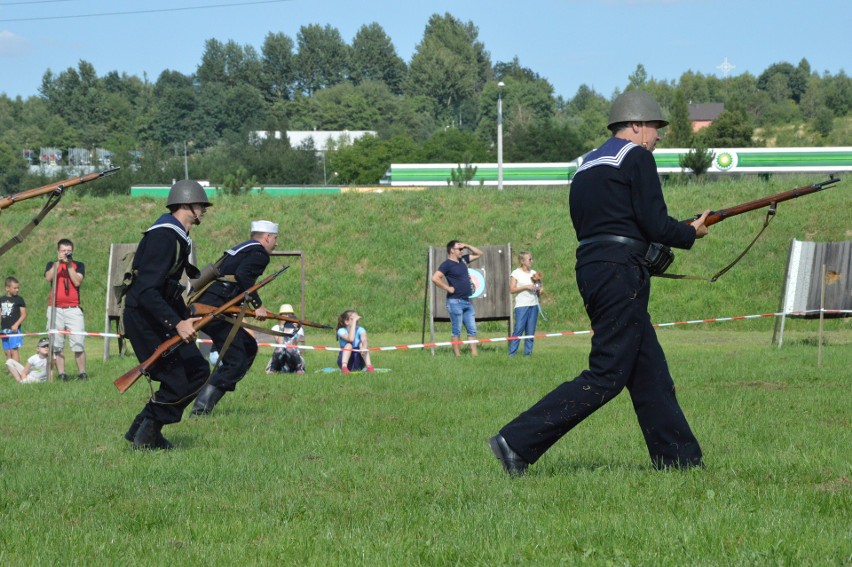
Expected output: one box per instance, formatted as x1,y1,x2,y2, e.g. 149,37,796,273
497,81,505,191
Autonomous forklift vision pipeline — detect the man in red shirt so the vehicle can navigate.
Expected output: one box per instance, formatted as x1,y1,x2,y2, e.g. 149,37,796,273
44,238,87,380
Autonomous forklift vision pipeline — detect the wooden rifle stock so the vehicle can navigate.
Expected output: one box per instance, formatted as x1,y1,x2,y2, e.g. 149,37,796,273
113,335,183,394
0,167,120,210
113,265,289,393
682,176,842,226
191,303,333,329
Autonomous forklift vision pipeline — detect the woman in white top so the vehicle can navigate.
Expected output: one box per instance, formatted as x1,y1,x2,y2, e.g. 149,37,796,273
508,251,542,356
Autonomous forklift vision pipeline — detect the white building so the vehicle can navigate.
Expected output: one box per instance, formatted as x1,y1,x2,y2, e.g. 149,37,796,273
249,130,376,150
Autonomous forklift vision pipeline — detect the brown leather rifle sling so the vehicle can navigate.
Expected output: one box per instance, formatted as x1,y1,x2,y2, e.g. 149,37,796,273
658,204,777,282
0,191,63,258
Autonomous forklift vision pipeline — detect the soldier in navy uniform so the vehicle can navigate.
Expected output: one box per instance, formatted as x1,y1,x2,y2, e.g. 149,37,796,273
190,220,278,416
123,179,212,450
489,91,712,475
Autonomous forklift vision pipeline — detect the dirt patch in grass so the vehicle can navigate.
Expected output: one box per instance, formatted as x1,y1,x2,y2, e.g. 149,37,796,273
813,476,850,493
736,381,788,390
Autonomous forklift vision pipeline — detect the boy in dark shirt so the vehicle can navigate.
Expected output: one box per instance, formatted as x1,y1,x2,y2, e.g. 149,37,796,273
1,276,27,363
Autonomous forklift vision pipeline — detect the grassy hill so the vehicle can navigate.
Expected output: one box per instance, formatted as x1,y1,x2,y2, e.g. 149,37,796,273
1,173,849,342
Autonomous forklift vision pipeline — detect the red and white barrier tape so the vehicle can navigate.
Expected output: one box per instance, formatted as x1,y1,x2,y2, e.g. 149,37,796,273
3,308,848,352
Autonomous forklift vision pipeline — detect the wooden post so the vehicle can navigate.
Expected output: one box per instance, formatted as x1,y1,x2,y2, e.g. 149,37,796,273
818,264,826,368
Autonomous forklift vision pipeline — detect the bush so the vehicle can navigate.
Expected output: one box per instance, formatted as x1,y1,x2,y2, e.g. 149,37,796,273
678,139,714,177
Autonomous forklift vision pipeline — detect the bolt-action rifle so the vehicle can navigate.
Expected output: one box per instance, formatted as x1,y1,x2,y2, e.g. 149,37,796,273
190,303,332,329
113,265,288,394
0,167,121,258
648,176,843,277
0,167,120,210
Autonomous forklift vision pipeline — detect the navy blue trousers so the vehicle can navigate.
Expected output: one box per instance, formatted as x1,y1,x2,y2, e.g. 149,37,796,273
500,261,703,469
205,318,258,392
123,307,209,424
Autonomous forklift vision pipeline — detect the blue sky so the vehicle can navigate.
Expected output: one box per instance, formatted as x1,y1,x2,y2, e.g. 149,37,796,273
0,0,848,100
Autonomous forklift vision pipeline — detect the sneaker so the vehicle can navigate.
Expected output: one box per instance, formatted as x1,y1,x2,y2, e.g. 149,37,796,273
58,373,69,382
77,372,89,381
340,366,350,375
366,366,376,373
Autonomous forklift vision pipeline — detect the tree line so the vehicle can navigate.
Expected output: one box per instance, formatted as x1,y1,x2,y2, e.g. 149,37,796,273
0,12,849,194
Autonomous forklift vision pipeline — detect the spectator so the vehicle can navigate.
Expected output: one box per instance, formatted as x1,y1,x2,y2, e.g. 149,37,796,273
431,240,484,357
44,238,87,380
6,337,50,384
336,310,375,374
267,304,306,374
508,251,542,356
1,276,27,363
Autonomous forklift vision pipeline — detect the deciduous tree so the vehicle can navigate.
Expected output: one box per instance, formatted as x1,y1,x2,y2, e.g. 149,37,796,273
702,98,754,147
404,13,492,125
350,23,407,94
294,24,350,95
261,32,296,101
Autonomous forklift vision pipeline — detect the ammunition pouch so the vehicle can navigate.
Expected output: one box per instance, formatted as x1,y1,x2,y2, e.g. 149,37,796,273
164,278,185,305
644,243,674,276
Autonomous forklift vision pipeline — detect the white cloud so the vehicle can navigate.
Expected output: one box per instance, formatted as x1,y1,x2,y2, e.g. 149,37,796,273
0,31,32,57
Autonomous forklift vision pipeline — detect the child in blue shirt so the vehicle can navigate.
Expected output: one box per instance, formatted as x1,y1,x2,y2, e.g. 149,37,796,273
336,310,375,374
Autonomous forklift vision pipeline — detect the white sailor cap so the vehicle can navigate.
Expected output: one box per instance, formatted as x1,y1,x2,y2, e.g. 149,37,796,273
250,220,279,234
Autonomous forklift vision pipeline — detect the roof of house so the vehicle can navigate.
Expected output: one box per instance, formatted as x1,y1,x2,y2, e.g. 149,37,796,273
688,103,724,121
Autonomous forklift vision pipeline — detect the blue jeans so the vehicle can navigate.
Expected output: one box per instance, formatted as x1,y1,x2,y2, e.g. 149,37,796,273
509,306,539,356
447,298,477,338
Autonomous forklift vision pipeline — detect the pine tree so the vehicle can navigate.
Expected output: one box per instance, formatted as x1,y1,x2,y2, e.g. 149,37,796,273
666,89,693,147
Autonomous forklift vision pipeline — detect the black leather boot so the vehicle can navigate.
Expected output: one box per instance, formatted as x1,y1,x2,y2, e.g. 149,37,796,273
132,418,173,450
190,384,225,416
124,414,145,442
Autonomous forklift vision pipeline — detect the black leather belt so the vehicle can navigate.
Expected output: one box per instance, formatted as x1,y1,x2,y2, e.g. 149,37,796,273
578,235,649,253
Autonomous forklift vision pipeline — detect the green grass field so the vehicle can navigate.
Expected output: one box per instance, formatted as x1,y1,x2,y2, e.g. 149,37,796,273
0,330,849,564
0,176,849,564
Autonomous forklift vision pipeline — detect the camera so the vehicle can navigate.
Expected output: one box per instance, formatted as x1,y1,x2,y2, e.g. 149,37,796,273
65,253,73,261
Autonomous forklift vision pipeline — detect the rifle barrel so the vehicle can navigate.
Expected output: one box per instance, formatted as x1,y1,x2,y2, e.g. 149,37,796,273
684,177,842,227
192,302,332,329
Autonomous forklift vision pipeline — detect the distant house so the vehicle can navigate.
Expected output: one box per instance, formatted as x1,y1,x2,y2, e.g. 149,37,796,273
249,130,376,150
688,103,724,132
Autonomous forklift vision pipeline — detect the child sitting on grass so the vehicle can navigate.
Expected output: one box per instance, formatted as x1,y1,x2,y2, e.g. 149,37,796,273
6,337,50,384
336,310,375,374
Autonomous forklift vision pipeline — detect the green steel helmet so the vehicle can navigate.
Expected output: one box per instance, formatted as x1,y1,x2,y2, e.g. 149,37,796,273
607,91,668,130
166,179,212,208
